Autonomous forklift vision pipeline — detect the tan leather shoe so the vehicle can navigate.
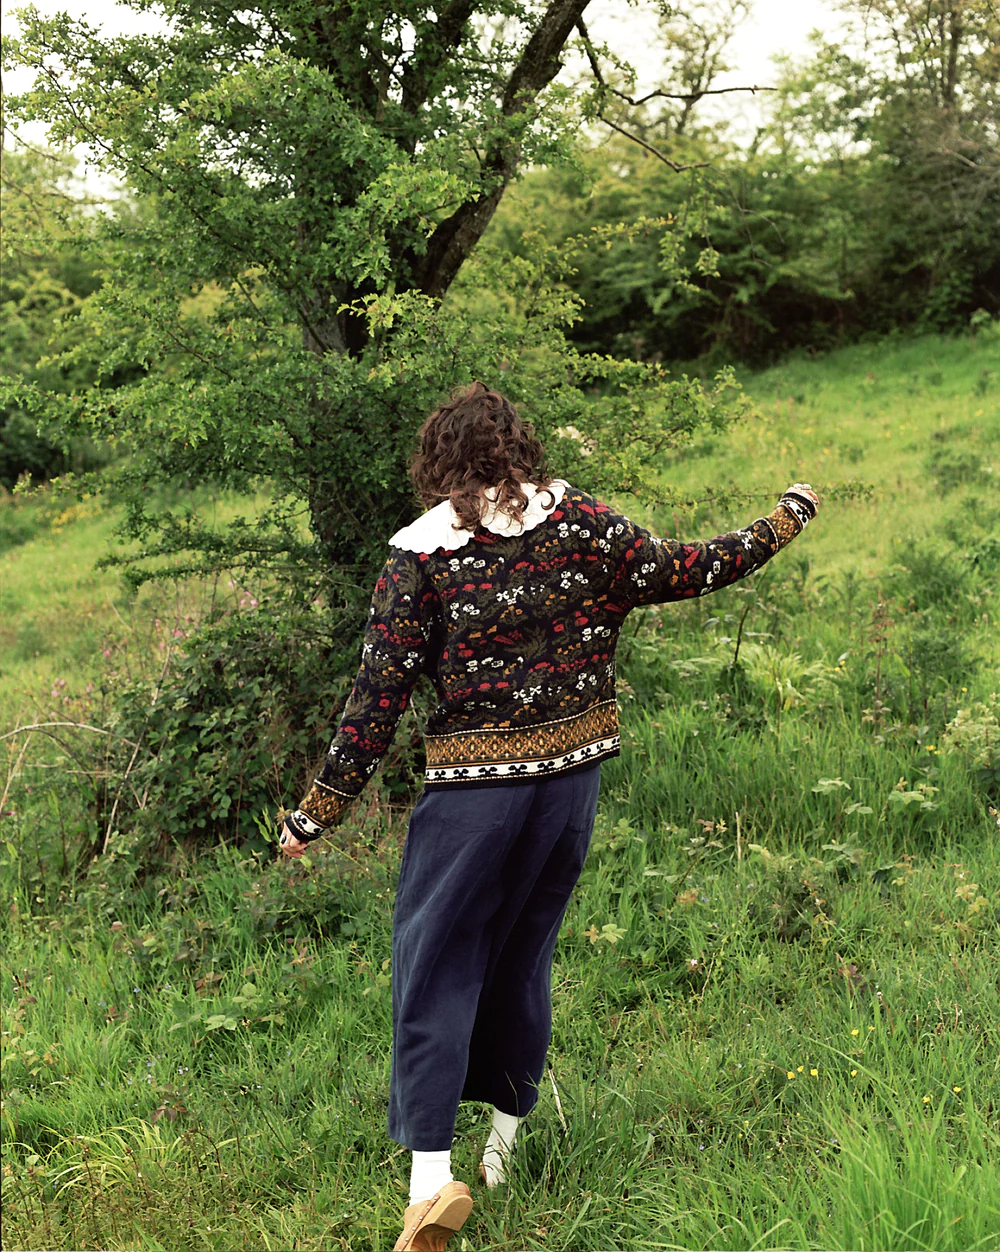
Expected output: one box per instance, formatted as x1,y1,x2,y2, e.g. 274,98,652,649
392,1180,473,1251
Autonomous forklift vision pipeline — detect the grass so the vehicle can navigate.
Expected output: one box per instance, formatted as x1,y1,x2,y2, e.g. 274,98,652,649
0,485,277,723
2,330,999,1250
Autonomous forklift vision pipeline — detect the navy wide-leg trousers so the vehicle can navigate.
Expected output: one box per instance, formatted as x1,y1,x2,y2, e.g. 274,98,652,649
387,764,602,1152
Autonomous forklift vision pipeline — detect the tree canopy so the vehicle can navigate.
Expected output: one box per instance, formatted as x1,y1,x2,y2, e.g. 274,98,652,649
4,1,754,609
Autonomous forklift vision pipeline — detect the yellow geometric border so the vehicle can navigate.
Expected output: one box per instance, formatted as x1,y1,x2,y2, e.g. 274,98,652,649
425,699,619,768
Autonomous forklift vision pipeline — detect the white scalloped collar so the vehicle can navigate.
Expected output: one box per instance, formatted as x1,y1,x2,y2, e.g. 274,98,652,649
390,480,568,553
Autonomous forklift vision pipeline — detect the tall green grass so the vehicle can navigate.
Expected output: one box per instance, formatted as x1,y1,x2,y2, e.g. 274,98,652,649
2,331,998,1250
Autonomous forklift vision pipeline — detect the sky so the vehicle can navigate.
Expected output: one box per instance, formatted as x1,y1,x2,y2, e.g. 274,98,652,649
3,0,846,191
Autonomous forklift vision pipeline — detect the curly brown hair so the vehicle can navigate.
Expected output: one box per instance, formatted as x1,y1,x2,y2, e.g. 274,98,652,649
410,381,554,532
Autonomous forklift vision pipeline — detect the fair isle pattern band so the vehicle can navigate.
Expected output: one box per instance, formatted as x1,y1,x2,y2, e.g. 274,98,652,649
779,493,814,530
424,699,620,769
288,778,357,840
767,506,801,546
425,734,621,786
287,809,328,840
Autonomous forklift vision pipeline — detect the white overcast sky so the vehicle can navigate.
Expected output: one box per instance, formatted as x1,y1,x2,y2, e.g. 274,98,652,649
3,0,846,190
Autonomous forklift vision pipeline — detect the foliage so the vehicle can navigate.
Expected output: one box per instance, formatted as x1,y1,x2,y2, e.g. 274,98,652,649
3,331,998,1246
96,590,359,854
2,795,998,1249
766,0,1000,333
0,149,120,488
487,0,999,364
940,696,1000,771
1,0,750,608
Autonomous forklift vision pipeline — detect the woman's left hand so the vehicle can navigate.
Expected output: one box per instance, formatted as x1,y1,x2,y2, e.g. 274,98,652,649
278,818,309,859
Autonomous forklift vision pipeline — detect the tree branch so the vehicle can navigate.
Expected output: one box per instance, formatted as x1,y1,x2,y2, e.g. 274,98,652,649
400,1,478,123
0,721,124,742
576,17,773,106
574,16,771,172
597,115,712,172
413,0,594,299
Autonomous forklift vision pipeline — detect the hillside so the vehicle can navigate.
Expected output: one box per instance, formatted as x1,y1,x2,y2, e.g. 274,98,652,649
2,332,998,1251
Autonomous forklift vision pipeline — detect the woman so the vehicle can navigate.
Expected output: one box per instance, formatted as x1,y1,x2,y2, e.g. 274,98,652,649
279,381,819,1251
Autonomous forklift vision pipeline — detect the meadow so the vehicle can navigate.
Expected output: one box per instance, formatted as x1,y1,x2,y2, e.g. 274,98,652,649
2,331,999,1251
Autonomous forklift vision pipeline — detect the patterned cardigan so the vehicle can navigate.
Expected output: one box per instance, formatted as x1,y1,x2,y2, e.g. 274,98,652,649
284,481,816,841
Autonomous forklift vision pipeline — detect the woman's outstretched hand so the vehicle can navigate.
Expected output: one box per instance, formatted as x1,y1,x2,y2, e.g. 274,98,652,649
278,818,309,859
783,482,820,517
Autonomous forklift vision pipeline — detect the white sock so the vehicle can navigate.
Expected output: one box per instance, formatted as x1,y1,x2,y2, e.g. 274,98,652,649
481,1108,520,1188
409,1148,454,1205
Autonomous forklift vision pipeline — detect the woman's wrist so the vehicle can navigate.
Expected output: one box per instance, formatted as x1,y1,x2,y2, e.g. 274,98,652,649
780,482,819,526
282,810,326,843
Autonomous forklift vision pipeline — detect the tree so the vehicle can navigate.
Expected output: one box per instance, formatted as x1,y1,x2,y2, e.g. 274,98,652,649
2,0,754,615
767,0,1000,327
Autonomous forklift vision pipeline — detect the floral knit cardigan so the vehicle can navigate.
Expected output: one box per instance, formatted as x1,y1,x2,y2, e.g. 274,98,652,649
284,482,816,841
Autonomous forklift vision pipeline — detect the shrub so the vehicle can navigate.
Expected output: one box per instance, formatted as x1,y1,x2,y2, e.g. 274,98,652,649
97,594,358,855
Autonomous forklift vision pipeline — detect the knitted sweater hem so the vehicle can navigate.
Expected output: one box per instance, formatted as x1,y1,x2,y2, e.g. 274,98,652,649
422,745,616,791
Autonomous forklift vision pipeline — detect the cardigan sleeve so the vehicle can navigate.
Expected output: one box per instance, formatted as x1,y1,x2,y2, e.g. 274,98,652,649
602,487,817,610
284,548,438,841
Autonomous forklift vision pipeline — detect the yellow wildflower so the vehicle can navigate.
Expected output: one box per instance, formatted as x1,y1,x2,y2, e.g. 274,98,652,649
810,1068,819,1077
787,1071,795,1080
850,1069,858,1077
851,1028,859,1036
953,1086,962,1094
923,1095,932,1104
